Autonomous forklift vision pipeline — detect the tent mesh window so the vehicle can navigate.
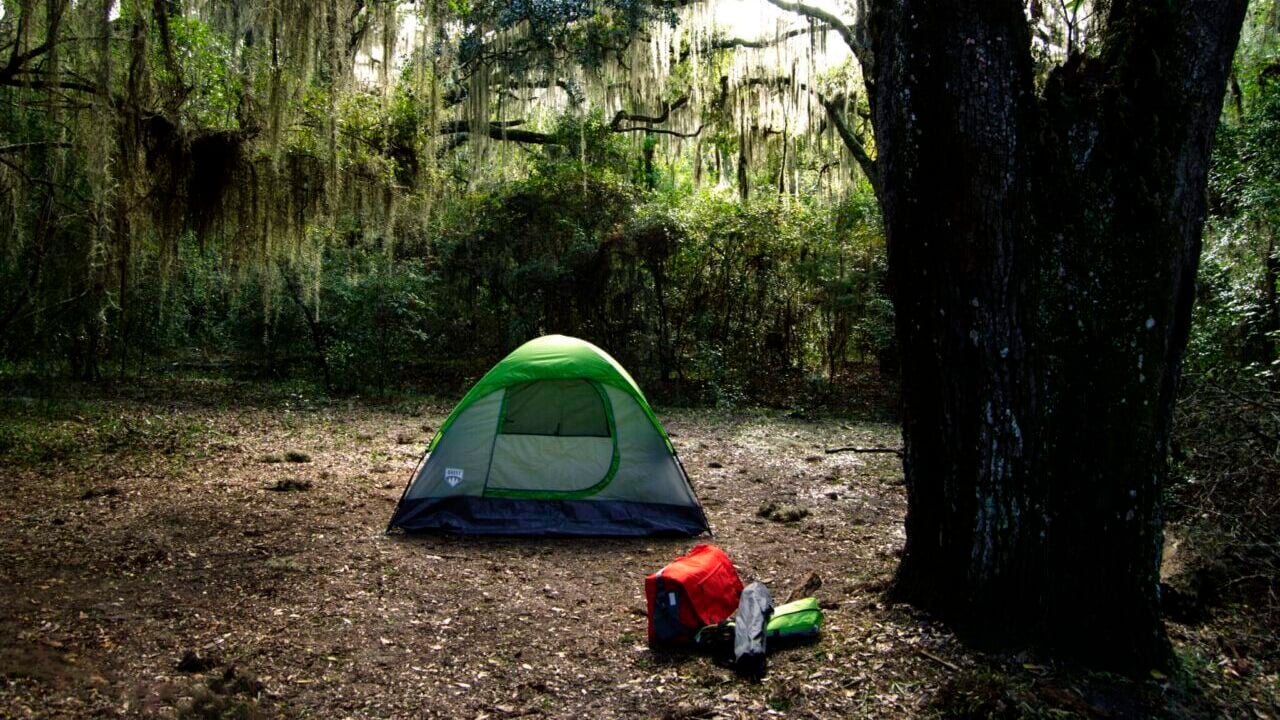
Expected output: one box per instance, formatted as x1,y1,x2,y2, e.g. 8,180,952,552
500,380,610,437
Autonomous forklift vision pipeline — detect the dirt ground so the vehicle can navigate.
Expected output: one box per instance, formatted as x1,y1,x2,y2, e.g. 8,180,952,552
0,380,1275,719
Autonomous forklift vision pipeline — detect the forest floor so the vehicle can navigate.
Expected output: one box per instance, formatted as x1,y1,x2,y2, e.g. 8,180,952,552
0,379,1275,719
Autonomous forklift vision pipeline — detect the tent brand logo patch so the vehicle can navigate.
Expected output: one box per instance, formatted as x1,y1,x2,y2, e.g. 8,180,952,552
445,468,464,487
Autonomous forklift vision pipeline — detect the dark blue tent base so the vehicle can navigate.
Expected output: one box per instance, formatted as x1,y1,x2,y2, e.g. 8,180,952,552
390,496,708,537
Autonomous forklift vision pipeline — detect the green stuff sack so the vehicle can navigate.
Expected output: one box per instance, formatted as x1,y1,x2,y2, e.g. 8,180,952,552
766,597,822,640
694,596,823,651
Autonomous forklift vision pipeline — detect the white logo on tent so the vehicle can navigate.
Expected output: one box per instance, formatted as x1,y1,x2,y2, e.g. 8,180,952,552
444,468,464,487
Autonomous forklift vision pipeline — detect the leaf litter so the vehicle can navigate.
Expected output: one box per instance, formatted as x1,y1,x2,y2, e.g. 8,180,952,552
0,382,1273,718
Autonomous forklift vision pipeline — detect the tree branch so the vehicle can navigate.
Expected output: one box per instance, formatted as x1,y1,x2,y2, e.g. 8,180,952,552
716,27,814,50
825,445,903,457
0,154,55,188
0,40,55,83
438,121,558,146
680,27,815,63
609,96,689,130
613,123,704,138
762,0,862,54
438,106,703,154
817,94,879,197
0,141,73,154
443,78,571,110
487,127,560,144
740,76,879,193
0,76,101,93
0,0,68,87
437,119,525,135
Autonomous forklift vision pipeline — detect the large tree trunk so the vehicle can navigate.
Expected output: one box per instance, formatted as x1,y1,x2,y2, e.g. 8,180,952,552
869,0,1247,670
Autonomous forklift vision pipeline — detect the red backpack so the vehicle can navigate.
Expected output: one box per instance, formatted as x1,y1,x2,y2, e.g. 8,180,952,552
645,544,744,646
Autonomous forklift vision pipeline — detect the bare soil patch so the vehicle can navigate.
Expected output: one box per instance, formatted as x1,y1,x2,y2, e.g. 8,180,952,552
0,380,1273,718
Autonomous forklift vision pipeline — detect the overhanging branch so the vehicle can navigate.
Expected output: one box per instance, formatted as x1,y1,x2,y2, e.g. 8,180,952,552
438,98,702,155
609,96,689,130
0,75,101,94
681,27,815,63
613,123,704,138
0,141,73,154
438,119,526,134
438,121,557,147
817,95,879,196
762,0,862,54
739,76,879,192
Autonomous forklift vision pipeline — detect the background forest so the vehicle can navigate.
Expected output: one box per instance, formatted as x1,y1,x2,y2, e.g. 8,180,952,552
0,0,1271,403
0,0,893,403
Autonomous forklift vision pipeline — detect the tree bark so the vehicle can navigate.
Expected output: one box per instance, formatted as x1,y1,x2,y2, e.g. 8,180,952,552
869,0,1247,671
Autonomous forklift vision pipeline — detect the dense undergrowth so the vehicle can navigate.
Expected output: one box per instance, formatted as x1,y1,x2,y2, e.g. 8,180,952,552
1157,9,1280,676
1166,370,1279,661
1,155,893,403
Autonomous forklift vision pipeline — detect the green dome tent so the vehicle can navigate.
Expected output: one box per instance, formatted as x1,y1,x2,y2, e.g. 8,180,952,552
388,335,710,536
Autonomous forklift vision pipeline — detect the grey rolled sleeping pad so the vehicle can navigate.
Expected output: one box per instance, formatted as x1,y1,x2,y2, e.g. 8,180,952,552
733,581,774,678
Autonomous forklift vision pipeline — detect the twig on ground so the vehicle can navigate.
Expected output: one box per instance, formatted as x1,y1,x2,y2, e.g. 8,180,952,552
825,446,903,457
918,648,959,671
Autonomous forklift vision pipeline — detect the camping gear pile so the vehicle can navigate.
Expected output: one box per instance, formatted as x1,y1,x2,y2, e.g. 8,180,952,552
645,545,823,678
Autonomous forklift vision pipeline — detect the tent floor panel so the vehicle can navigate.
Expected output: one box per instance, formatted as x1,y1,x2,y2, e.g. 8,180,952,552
391,496,708,537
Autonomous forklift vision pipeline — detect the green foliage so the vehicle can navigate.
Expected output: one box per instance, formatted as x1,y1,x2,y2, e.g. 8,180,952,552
0,0,888,398
1195,0,1280,377
0,146,891,398
320,261,436,394
0,396,214,469
427,163,893,404
166,16,252,130
1170,0,1280,661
